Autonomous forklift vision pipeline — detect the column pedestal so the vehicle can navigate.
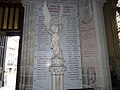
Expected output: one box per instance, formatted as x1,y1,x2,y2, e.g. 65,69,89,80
49,58,66,90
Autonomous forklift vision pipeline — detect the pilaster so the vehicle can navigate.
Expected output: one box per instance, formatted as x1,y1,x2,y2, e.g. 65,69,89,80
92,0,112,89
20,0,36,89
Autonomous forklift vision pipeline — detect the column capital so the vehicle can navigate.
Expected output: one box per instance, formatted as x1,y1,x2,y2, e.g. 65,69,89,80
51,57,65,67
49,66,66,75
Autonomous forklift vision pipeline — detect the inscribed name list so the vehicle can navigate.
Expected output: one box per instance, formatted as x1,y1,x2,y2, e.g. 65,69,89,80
33,0,82,90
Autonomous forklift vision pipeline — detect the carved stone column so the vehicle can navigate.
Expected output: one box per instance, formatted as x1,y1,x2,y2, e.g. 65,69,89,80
49,58,66,90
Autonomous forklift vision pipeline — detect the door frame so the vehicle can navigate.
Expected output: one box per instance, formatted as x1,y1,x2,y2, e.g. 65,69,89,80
0,2,24,90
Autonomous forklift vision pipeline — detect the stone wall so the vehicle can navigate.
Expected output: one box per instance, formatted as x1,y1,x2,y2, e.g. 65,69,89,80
19,0,112,90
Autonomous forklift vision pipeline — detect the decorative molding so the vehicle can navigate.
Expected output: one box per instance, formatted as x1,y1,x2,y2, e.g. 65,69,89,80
49,66,65,75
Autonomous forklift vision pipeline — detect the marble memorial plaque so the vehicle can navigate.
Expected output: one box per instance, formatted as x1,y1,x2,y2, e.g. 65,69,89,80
33,0,82,90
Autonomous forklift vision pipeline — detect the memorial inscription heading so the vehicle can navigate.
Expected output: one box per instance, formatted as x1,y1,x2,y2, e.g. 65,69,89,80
33,0,82,90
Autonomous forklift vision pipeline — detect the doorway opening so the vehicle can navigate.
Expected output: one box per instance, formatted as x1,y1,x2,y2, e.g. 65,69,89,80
0,2,24,90
1,36,20,90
